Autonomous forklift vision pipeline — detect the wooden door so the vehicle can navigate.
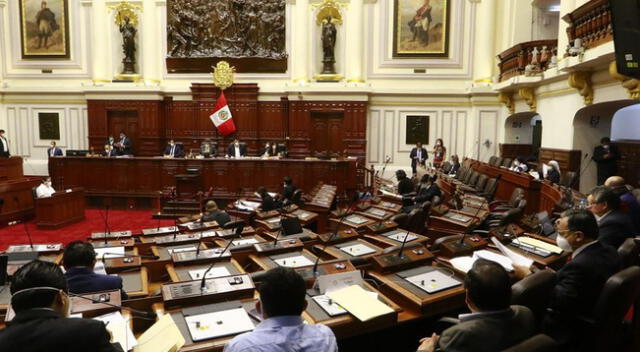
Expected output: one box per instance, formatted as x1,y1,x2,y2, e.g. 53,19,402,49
310,117,329,153
310,112,344,154
108,110,139,152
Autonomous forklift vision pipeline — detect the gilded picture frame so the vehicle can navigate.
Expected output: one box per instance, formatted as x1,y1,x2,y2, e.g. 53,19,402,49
19,0,70,59
393,0,450,58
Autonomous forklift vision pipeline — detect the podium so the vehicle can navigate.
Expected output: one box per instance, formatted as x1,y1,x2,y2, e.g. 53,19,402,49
35,187,85,229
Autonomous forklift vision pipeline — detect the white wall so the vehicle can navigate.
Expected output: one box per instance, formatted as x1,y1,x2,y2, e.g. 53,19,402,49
611,104,640,141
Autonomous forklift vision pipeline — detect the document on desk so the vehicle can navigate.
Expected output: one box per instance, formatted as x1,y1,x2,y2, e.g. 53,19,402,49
273,255,314,268
95,246,125,259
338,243,377,257
93,311,137,351
491,237,535,267
185,308,255,342
513,236,563,254
134,314,184,352
189,267,231,280
326,285,393,322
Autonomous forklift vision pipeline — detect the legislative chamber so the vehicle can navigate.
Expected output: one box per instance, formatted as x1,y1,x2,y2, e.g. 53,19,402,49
1,0,639,351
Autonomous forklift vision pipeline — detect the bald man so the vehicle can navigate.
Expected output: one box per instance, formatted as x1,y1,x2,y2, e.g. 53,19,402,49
605,176,640,232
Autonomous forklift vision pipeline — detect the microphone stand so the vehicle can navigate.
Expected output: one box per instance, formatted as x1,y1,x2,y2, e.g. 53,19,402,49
448,197,487,252
312,199,359,277
396,228,413,259
104,205,110,245
200,235,236,293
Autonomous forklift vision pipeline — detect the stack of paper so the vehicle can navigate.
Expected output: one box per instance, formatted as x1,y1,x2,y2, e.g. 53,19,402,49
134,314,185,352
93,312,137,351
513,237,562,254
326,285,393,322
449,241,533,273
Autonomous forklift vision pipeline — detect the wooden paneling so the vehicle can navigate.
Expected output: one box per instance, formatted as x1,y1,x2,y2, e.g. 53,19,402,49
499,144,533,160
614,141,640,188
538,148,582,174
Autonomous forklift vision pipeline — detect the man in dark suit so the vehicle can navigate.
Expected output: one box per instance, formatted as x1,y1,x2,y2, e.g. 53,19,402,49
47,141,63,157
101,144,115,157
282,176,297,203
115,131,132,155
592,137,618,185
514,209,621,349
256,187,280,211
201,200,231,227
0,129,10,157
227,138,247,158
414,174,441,203
605,176,640,232
163,139,184,158
62,241,128,299
0,260,123,352
409,142,428,175
417,260,536,352
587,185,635,248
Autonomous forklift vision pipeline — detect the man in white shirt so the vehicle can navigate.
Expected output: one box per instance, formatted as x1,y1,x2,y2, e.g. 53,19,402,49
36,177,56,198
0,129,10,158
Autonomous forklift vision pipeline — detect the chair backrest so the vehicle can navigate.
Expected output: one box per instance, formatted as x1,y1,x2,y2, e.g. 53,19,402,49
483,178,498,199
559,171,577,188
391,213,409,230
431,234,464,250
499,207,524,226
222,219,245,230
501,334,559,352
591,266,640,351
488,155,499,166
618,238,640,268
502,158,513,167
495,157,504,167
441,161,452,173
431,195,442,206
32,186,38,200
291,189,303,205
466,171,479,185
509,188,525,208
406,208,426,234
475,174,488,190
511,270,557,327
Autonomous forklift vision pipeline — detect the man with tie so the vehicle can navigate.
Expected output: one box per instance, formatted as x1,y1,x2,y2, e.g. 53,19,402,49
409,142,428,175
163,139,184,158
0,129,10,158
47,141,63,157
114,131,132,155
226,138,247,158
101,144,115,157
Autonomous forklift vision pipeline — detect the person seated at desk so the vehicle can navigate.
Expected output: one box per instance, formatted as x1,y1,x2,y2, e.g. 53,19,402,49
545,160,561,184
605,176,640,232
256,186,280,211
587,185,635,248
202,200,231,227
114,131,132,155
509,156,529,173
62,241,128,300
200,138,216,157
281,176,297,203
36,177,56,198
403,174,440,213
163,139,184,158
0,260,124,352
224,267,338,352
262,141,277,157
513,209,621,349
417,259,535,352
102,144,116,157
449,154,460,175
47,141,63,157
227,138,247,158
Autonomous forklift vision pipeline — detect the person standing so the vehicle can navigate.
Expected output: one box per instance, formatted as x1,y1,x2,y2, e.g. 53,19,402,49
592,137,618,185
409,142,428,175
47,141,63,158
115,131,132,155
35,1,58,49
433,138,446,168
0,129,10,157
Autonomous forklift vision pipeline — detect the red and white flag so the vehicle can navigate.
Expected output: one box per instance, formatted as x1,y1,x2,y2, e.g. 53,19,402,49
209,92,236,136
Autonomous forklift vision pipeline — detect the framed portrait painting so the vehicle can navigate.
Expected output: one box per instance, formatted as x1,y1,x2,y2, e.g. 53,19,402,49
393,0,450,58
19,0,70,59
406,115,430,145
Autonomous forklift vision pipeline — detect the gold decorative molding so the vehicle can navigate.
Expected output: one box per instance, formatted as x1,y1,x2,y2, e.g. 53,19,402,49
108,1,142,26
498,92,515,114
567,71,594,105
518,87,536,112
609,61,640,100
311,0,349,13
346,78,365,83
211,61,235,91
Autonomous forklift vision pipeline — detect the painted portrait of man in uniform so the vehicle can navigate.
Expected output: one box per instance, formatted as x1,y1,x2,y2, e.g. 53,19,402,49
19,0,70,58
393,0,450,57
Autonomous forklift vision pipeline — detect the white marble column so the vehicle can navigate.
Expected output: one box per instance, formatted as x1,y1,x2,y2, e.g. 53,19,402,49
292,0,310,84
142,0,159,84
471,0,497,82
91,0,110,83
345,0,364,84
0,0,6,84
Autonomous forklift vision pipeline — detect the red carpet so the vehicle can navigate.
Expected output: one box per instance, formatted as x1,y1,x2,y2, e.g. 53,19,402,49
0,209,176,251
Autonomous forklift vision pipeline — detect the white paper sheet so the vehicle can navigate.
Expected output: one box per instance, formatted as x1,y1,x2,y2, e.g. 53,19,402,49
93,311,138,351
405,271,462,294
95,246,125,259
346,215,368,225
473,249,515,272
491,237,535,267
167,247,197,254
188,267,231,280
185,308,255,342
232,238,260,246
386,231,417,243
312,295,348,316
339,243,377,257
273,255,314,268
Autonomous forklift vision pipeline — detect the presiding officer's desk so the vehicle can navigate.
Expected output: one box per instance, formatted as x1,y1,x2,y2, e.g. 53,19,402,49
48,156,357,202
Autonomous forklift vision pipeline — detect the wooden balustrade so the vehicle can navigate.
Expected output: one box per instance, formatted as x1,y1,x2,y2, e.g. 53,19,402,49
562,0,613,56
497,40,558,82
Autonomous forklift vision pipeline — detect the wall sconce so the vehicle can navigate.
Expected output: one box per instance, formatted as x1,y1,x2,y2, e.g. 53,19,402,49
590,115,600,127
483,139,492,148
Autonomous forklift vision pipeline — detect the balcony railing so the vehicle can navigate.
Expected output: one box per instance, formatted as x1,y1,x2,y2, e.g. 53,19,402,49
562,0,613,57
497,40,558,82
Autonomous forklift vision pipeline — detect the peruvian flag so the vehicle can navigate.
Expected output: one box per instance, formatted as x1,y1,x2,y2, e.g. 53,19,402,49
209,92,236,136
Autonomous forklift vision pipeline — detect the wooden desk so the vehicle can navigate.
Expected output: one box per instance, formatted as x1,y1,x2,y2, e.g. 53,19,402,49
35,188,85,229
249,249,319,271
166,260,245,283
120,267,150,298
0,177,41,226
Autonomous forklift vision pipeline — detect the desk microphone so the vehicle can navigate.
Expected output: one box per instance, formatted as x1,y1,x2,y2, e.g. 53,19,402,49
449,196,487,252
103,205,110,245
312,199,359,277
68,292,157,319
200,231,237,293
270,203,288,248
14,196,35,251
396,228,413,259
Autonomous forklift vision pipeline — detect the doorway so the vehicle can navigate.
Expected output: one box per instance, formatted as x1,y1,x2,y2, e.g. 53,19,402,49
310,111,344,154
107,110,138,153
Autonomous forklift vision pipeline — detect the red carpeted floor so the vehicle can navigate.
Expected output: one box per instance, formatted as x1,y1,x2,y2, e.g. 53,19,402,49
0,209,176,251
